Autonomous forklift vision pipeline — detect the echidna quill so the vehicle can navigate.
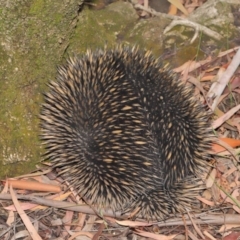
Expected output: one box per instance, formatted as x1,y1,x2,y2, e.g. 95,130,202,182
40,46,212,220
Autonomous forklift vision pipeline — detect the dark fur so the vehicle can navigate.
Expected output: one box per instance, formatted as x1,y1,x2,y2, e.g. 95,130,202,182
40,46,212,219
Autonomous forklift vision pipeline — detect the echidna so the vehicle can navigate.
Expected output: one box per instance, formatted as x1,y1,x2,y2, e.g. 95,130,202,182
40,46,212,220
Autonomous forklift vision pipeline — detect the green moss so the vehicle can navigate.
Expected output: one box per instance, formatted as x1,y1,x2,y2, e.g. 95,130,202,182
29,0,45,15
53,13,63,25
0,0,80,178
68,2,139,54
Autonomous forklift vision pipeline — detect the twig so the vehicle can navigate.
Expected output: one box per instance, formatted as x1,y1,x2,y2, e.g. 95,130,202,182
164,19,222,42
0,193,240,226
134,3,183,20
208,47,240,111
134,4,223,42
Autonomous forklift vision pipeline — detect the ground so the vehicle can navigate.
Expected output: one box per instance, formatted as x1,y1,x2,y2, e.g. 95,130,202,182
0,0,240,239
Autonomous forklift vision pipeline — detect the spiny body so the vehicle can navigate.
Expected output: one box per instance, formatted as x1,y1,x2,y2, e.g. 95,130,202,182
40,46,212,219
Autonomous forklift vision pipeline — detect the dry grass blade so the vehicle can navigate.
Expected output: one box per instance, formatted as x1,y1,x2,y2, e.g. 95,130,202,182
134,229,178,240
208,48,240,110
6,179,61,193
186,211,204,239
116,219,153,227
10,185,42,240
212,104,240,129
168,0,188,15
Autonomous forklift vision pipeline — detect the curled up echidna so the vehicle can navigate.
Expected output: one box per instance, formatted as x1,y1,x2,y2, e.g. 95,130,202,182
40,46,213,220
